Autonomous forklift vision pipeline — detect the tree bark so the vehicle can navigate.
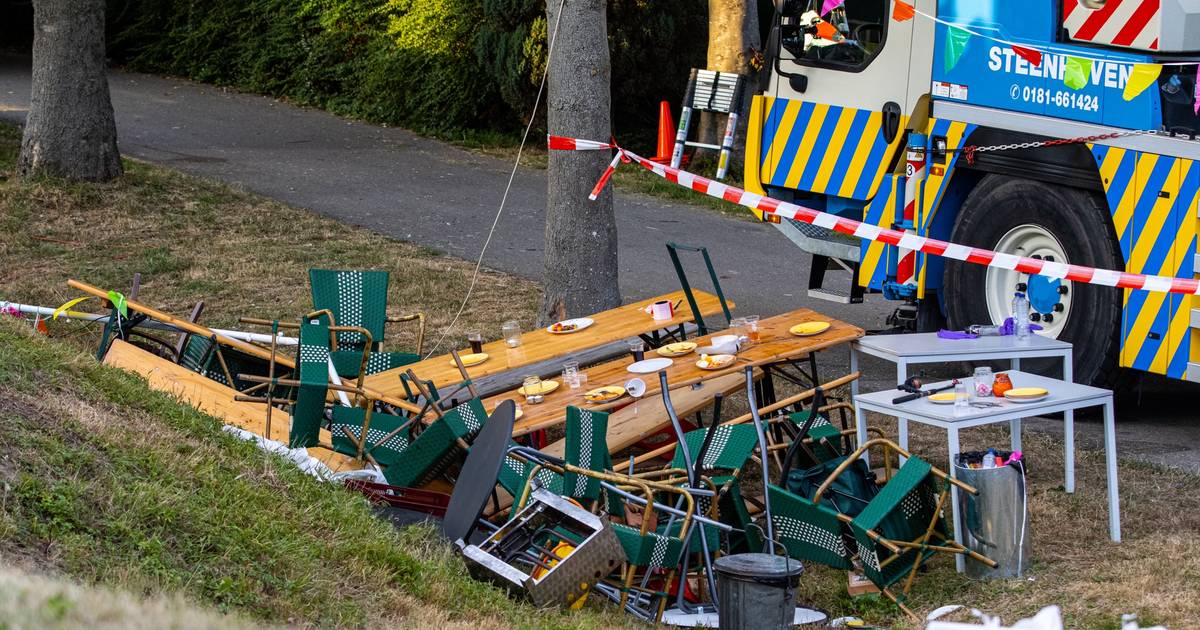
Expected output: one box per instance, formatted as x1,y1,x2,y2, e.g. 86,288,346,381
540,0,620,325
698,0,761,175
20,0,122,182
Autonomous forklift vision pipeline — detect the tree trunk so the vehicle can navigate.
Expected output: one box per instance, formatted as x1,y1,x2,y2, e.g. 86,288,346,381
539,0,620,325
19,0,122,182
697,0,761,176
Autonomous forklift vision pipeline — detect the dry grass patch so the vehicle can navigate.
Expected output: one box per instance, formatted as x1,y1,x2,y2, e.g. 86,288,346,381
0,122,540,353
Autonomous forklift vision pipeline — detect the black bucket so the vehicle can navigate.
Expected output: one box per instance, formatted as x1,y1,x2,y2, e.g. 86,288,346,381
714,553,803,630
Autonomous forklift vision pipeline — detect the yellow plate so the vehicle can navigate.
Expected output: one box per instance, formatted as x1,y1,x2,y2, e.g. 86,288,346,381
657,342,697,357
518,379,559,396
790,321,831,337
451,353,489,367
928,392,956,403
696,354,736,370
1005,387,1049,398
584,386,626,403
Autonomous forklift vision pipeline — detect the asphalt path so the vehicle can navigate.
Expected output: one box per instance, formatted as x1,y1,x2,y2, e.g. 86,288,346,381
3,55,1197,472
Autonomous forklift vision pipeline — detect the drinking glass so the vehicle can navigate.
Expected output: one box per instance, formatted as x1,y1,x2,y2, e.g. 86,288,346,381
522,375,544,403
502,321,521,348
562,361,581,389
730,317,748,343
744,315,761,343
466,331,483,354
954,380,970,409
628,340,645,362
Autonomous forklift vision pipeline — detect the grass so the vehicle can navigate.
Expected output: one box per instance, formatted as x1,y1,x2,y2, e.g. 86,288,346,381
2,120,1198,628
0,122,540,352
0,320,639,629
0,565,264,629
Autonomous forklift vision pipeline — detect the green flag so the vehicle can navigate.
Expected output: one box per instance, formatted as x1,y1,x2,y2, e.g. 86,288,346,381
1064,56,1092,90
944,27,971,73
106,290,128,318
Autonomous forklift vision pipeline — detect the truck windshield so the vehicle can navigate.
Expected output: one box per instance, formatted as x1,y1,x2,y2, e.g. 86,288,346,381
779,0,888,70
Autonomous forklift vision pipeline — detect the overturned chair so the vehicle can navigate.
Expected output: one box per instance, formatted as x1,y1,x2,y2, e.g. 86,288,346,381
769,438,996,620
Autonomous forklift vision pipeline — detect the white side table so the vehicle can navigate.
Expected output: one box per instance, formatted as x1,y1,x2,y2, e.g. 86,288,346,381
853,371,1119,572
850,332,1077,491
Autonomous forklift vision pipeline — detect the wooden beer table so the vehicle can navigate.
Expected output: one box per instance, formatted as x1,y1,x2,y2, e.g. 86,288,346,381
488,307,864,438
363,290,731,400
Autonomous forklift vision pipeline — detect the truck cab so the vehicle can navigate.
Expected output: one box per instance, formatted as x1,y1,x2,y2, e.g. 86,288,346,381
748,0,1200,387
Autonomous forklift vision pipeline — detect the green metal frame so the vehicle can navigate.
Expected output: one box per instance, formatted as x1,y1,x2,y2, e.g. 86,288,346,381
666,242,733,335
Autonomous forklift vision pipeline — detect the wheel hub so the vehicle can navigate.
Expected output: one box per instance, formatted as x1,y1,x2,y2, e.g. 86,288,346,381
984,224,1073,339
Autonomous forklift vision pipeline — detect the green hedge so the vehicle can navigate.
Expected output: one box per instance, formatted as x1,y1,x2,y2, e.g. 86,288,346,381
107,0,706,140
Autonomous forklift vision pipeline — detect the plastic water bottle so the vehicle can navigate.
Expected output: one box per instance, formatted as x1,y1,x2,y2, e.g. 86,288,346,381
1012,292,1031,342
982,448,998,469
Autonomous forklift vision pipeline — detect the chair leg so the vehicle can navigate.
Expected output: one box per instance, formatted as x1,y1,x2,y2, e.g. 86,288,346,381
879,587,920,622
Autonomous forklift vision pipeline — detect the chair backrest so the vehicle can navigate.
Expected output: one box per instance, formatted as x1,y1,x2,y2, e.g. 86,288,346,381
668,424,758,473
329,406,412,465
289,321,332,448
849,456,945,589
666,242,733,335
767,484,855,571
309,268,390,349
383,397,488,488
562,406,612,501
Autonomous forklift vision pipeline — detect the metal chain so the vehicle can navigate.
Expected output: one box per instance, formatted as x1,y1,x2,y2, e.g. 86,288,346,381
908,128,1163,166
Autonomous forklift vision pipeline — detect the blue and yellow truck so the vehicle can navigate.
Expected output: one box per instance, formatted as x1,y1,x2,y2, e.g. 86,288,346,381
749,0,1200,386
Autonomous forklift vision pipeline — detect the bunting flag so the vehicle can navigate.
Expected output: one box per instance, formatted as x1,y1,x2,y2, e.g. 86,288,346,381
1123,63,1162,101
106,290,128,318
892,0,915,22
821,0,844,15
1195,66,1200,114
1064,56,1092,90
944,27,971,73
1012,45,1042,67
51,296,92,320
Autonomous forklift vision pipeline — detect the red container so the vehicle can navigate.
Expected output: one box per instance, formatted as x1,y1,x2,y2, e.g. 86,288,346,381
992,373,1013,397
343,480,451,517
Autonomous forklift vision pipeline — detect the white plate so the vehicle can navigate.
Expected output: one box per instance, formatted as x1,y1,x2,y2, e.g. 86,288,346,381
627,357,673,373
1005,393,1048,404
546,317,594,334
709,334,740,346
927,392,956,404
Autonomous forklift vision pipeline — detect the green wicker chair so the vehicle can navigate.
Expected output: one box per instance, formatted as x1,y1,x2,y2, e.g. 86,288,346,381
382,397,488,487
499,407,612,514
289,321,334,448
178,334,274,393
309,268,424,378
328,406,413,465
769,438,996,620
640,423,760,552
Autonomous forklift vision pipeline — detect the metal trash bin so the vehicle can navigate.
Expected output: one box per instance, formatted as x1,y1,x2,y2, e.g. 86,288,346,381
714,553,803,630
954,451,1031,579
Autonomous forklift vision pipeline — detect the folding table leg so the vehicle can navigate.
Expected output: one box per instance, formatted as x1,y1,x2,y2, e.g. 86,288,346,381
1104,398,1121,542
896,361,908,463
1063,352,1075,493
855,403,869,467
1009,418,1022,452
947,426,965,573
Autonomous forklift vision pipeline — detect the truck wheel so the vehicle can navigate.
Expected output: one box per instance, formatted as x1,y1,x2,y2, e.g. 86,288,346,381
943,175,1124,387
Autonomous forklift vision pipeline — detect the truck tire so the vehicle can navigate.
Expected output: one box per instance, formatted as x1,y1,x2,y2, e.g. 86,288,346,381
943,175,1124,387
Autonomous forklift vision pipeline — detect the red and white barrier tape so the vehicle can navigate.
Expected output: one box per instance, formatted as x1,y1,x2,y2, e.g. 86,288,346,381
548,134,1200,296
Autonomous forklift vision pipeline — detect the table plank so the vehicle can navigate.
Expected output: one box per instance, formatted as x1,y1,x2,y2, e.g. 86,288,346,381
103,340,359,472
363,289,732,399
495,307,864,436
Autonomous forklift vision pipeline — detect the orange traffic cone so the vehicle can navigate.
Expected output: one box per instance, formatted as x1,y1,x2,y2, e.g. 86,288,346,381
650,100,674,164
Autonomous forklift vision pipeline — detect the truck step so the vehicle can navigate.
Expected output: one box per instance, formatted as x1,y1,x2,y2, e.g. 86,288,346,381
1191,308,1200,329
1187,363,1200,384
807,288,859,304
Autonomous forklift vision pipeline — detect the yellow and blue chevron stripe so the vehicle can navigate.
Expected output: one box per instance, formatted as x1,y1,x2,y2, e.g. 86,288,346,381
753,96,905,201
858,118,975,293
1092,145,1198,379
